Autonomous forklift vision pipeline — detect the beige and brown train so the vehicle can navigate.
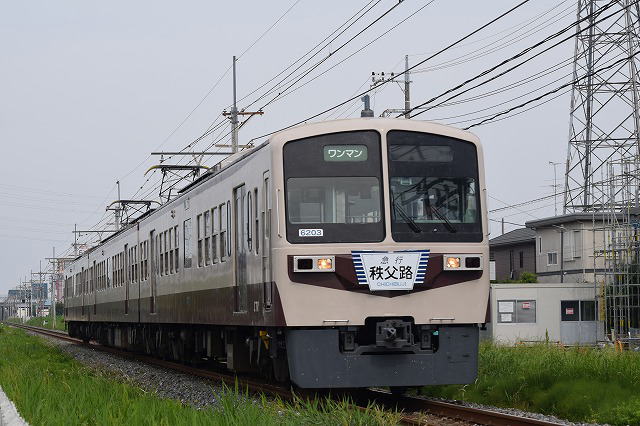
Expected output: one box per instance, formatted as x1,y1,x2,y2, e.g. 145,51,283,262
64,118,489,390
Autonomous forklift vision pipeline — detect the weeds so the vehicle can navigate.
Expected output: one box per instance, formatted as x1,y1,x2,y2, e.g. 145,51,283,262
420,341,640,425
0,325,400,425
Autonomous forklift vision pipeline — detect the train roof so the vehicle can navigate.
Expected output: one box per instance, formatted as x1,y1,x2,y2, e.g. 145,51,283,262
69,118,479,265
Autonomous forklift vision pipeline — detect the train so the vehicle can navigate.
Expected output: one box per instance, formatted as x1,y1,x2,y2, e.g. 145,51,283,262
64,118,489,390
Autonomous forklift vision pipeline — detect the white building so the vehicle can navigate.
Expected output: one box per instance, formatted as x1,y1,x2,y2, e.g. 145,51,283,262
489,282,604,345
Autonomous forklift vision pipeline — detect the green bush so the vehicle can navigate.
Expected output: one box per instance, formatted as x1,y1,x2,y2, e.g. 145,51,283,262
518,272,537,283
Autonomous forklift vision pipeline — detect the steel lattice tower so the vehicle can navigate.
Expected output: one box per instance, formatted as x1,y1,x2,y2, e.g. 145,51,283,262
563,0,640,213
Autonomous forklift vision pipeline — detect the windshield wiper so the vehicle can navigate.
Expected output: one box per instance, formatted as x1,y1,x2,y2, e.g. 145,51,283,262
426,204,457,233
392,198,422,234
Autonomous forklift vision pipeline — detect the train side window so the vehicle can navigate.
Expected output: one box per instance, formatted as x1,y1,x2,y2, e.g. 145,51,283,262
220,203,227,262
144,240,149,280
183,218,193,268
254,188,259,255
226,200,231,258
247,191,253,251
204,210,211,266
134,246,138,282
139,242,144,281
164,231,171,274
174,226,179,273
197,214,203,267
212,207,218,263
169,228,174,274
158,235,162,276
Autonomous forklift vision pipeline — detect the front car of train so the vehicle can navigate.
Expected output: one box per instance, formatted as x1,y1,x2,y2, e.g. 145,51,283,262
270,118,489,389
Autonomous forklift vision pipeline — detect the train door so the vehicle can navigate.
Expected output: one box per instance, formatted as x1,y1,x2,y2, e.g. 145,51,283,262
149,230,156,314
262,171,272,309
124,243,129,315
234,184,248,312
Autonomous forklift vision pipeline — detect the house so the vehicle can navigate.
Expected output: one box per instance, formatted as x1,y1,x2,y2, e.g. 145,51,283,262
489,228,536,281
525,213,613,284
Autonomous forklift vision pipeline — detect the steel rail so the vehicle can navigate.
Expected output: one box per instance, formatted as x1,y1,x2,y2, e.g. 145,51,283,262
5,323,562,426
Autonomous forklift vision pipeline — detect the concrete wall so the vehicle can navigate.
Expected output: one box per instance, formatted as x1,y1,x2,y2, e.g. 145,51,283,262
533,221,607,283
492,242,536,281
490,283,604,344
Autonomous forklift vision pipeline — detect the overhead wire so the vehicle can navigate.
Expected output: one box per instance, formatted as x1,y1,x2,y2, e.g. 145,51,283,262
405,0,627,119
247,0,534,143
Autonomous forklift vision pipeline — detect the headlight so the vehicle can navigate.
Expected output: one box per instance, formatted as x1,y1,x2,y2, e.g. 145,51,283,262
443,254,482,271
317,257,333,270
446,256,461,269
293,255,336,272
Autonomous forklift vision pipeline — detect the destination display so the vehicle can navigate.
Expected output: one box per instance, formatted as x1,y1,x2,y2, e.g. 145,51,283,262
323,145,368,162
351,250,429,291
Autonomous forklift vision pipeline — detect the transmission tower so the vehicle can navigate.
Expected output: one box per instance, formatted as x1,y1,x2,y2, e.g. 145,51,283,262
563,0,640,213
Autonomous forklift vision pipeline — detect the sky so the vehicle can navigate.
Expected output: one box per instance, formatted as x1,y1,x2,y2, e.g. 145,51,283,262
0,0,580,293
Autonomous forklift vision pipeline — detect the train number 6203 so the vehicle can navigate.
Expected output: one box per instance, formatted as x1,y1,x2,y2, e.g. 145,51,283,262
298,229,323,237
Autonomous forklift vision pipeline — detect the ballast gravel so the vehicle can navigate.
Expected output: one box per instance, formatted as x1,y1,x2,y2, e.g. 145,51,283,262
412,395,607,426
29,332,605,426
31,333,223,409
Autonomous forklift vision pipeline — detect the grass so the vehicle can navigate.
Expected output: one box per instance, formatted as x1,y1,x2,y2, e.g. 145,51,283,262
0,324,400,426
26,315,66,331
419,341,640,425
6,315,66,332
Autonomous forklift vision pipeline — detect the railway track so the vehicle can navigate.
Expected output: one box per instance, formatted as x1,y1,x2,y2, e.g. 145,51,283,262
6,322,563,426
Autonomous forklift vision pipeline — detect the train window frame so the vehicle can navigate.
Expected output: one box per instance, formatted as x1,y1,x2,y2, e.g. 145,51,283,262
220,202,227,262
158,236,162,275
283,130,385,244
227,200,232,257
212,207,219,263
387,130,483,243
247,191,253,252
169,228,174,274
166,230,170,274
197,214,203,267
254,188,259,255
183,218,193,268
204,210,211,266
174,226,179,273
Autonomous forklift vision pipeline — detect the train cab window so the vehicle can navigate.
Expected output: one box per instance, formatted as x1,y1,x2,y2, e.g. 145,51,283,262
283,131,384,243
387,130,482,243
212,207,219,263
220,203,227,262
204,210,211,265
183,218,193,268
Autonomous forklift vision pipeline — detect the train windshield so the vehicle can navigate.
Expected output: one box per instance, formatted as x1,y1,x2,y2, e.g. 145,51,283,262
387,130,482,242
284,131,384,243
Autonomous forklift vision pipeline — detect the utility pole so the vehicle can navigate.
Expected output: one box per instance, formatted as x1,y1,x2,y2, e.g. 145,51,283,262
222,56,263,154
404,55,411,118
51,247,56,329
374,56,413,118
231,56,239,154
115,181,122,230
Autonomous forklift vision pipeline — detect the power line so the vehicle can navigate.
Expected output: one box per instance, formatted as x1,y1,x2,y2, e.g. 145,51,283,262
247,0,533,143
406,0,626,119
260,1,437,111
463,52,640,129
